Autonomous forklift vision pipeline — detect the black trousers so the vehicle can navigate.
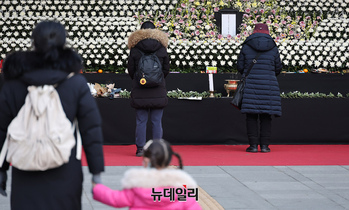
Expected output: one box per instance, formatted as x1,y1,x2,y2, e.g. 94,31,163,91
246,113,272,145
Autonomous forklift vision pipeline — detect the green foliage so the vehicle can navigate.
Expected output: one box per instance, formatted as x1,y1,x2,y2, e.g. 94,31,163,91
280,91,347,98
118,89,222,98
167,89,222,98
119,90,131,98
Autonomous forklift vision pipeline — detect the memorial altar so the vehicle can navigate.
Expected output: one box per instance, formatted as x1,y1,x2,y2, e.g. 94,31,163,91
83,73,349,145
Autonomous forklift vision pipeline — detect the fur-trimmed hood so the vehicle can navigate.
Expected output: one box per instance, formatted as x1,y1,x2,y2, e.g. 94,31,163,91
128,29,169,50
121,168,197,189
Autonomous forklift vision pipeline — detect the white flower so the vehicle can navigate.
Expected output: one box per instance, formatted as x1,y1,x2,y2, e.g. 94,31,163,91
117,60,123,66
121,54,128,60
314,60,321,67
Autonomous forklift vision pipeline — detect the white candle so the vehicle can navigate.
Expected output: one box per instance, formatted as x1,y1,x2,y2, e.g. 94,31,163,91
208,73,214,91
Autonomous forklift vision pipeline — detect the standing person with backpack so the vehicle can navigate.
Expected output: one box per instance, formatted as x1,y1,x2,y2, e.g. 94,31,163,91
127,21,170,157
0,21,104,210
237,23,283,153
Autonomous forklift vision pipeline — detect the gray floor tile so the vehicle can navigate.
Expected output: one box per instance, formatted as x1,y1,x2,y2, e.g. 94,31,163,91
1,165,349,210
243,181,310,191
268,198,345,210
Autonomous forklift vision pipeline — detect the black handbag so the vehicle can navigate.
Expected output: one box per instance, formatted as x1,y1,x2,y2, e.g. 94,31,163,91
231,52,261,110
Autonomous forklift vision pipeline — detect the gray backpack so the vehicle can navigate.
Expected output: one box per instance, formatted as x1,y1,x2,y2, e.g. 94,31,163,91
135,48,163,87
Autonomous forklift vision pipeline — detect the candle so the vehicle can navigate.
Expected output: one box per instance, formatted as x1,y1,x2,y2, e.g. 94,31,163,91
208,73,214,91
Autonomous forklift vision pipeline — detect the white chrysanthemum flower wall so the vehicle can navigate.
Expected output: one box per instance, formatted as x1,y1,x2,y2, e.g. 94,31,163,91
0,0,348,72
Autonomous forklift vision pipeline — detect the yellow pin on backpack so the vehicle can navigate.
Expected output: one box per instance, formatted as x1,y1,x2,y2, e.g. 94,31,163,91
140,78,147,85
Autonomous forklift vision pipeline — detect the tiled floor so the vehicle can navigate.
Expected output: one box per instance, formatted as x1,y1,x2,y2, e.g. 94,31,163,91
1,165,349,209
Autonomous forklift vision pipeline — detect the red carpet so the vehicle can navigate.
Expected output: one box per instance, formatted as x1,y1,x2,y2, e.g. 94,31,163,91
81,145,349,166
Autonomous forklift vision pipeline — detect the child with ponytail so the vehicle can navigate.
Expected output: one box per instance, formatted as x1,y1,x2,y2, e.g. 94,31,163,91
92,139,202,209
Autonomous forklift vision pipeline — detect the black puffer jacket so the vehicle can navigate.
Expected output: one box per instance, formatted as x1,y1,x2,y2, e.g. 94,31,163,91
0,50,104,209
237,33,283,117
127,29,170,109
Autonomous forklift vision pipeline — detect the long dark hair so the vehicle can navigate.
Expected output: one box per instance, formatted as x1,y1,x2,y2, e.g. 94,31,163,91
143,139,183,169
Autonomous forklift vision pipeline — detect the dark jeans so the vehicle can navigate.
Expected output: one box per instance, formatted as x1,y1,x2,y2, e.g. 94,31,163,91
135,108,164,148
246,113,272,145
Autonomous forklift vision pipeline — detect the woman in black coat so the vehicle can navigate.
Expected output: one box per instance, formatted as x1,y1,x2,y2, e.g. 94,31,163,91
237,23,283,153
127,21,170,156
0,21,104,209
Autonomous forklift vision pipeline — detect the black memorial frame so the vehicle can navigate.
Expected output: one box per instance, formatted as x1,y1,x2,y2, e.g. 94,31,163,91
214,8,244,36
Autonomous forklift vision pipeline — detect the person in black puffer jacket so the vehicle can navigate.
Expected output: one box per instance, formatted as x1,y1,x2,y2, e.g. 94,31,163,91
0,21,104,209
237,23,283,153
127,21,170,157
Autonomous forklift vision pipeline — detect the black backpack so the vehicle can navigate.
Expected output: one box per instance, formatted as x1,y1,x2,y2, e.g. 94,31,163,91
135,48,163,87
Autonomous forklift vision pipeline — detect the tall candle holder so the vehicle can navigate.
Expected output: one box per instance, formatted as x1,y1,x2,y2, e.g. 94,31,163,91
206,67,217,98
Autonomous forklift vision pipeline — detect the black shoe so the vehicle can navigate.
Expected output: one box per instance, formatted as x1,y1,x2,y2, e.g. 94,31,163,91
246,145,258,153
260,145,270,153
136,148,144,157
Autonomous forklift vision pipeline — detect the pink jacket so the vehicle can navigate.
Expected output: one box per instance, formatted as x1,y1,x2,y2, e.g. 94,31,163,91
93,168,202,210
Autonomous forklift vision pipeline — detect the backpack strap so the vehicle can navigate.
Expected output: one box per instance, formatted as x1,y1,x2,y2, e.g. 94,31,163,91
135,47,143,55
56,72,82,159
0,136,9,167
54,72,75,88
56,73,82,160
73,119,82,160
55,72,82,160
